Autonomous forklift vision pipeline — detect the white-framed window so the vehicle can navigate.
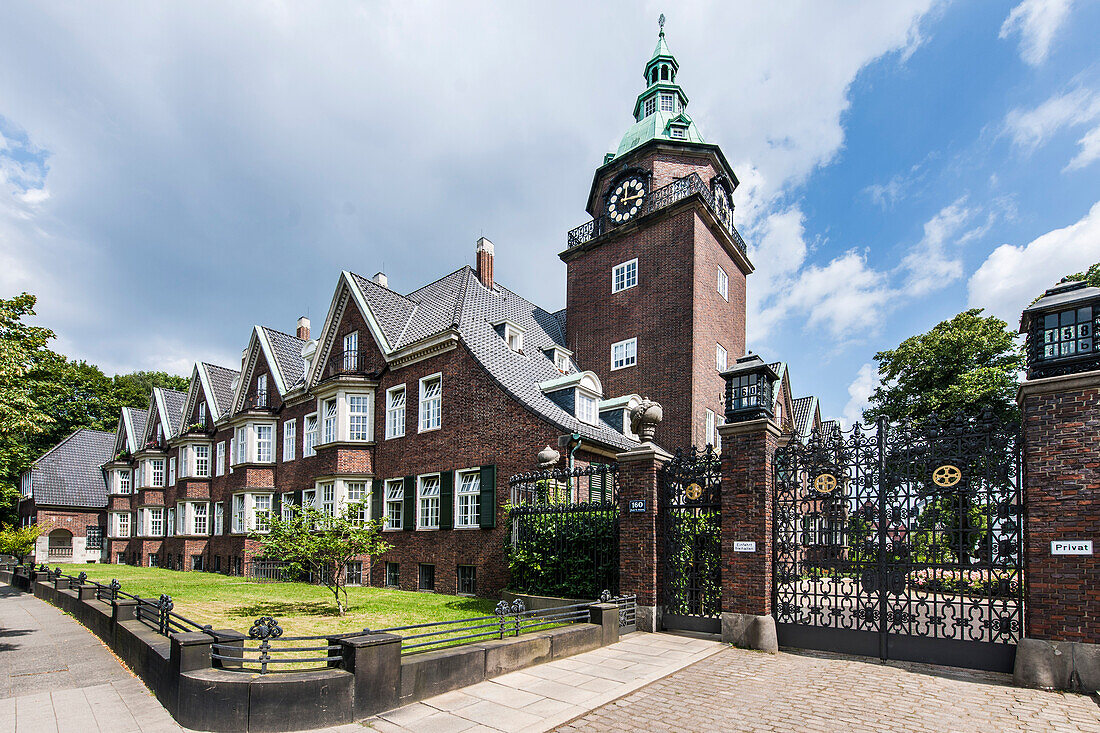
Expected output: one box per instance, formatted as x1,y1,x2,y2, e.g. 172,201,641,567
716,343,728,372
717,266,729,301
385,479,404,530
417,474,440,529
148,508,164,537
346,482,367,526
167,507,176,535
611,338,638,370
612,258,638,293
577,393,598,425
349,394,371,441
322,398,337,444
151,458,165,487
256,424,273,462
256,373,268,407
197,401,206,426
194,503,209,535
282,492,294,522
343,331,359,370
168,457,176,485
303,488,317,511
670,125,686,139
706,409,717,448
235,427,247,464
110,512,131,538
232,495,245,533
304,413,318,457
644,96,656,116
216,442,226,476
419,375,442,432
283,420,296,461
386,386,406,439
118,469,131,494
660,92,675,113
554,351,570,372
320,482,336,516
253,494,272,532
455,470,481,528
214,502,224,535
507,328,523,352
194,444,210,477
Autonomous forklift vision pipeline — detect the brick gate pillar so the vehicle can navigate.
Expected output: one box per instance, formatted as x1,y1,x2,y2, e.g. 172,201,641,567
616,442,671,633
1015,369,1100,690
717,417,783,652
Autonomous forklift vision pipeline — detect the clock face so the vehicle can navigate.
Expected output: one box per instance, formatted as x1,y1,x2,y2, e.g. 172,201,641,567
607,178,646,223
714,185,732,227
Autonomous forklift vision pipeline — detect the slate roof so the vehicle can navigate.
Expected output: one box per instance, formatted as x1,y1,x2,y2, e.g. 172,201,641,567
821,419,841,438
347,266,637,451
125,406,147,450
203,363,239,420
159,388,188,437
261,327,308,390
791,396,817,438
24,428,114,509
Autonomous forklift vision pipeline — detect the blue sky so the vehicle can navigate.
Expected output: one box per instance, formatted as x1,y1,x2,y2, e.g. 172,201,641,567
1,1,1099,427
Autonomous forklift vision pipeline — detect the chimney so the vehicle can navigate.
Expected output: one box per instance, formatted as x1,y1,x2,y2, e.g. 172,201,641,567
296,316,310,341
476,237,494,289
373,271,388,288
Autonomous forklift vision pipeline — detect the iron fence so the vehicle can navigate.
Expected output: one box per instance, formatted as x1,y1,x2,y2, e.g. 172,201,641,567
210,617,342,675
566,172,748,253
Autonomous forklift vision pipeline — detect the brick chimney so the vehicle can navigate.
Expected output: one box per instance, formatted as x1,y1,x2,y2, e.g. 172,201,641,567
296,316,310,341
476,237,494,289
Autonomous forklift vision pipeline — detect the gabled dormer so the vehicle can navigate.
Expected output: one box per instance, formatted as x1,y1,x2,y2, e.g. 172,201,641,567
539,371,604,426
492,318,527,354
309,273,390,388
232,326,307,415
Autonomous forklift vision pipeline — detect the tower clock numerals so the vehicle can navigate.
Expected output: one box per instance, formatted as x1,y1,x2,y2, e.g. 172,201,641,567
713,185,732,228
607,178,646,223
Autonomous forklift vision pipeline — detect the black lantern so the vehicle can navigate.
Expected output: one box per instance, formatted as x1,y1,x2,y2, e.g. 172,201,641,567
1020,279,1100,379
722,354,779,423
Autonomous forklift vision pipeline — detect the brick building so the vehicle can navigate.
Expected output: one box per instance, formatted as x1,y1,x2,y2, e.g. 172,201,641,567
16,27,824,597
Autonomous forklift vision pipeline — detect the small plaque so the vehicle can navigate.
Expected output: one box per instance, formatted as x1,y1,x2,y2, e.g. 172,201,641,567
1052,540,1092,555
628,499,647,513
734,541,757,553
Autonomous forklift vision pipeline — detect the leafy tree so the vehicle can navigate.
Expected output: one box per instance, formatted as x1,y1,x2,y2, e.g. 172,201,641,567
112,371,190,409
252,503,390,615
864,309,1023,425
0,523,47,562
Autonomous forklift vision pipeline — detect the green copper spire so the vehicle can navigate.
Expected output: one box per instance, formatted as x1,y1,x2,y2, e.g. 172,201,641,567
611,15,705,160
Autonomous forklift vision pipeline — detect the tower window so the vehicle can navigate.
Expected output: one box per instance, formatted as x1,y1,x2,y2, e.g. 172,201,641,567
661,65,669,81
660,93,675,113
716,343,728,372
644,97,656,117
611,337,638,370
612,259,638,293
651,69,658,85
718,267,729,301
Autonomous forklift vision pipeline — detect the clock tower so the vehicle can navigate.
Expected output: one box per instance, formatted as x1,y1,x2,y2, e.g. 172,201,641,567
560,19,753,450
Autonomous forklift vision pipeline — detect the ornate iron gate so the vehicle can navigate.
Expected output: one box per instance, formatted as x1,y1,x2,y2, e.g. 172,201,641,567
660,447,722,633
773,415,1023,672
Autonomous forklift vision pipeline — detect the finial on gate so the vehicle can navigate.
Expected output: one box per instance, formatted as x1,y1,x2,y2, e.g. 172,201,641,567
599,589,613,603
248,616,283,640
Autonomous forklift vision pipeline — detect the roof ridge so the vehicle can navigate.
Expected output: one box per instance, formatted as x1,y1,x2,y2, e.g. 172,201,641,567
351,271,416,305
404,265,469,301
202,361,240,374
32,428,91,465
451,267,473,328
261,324,307,343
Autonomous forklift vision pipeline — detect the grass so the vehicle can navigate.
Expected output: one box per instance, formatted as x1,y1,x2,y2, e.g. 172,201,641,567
55,564,497,640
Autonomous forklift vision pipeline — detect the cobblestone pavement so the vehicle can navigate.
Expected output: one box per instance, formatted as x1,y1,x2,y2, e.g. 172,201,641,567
365,633,725,733
558,645,1100,733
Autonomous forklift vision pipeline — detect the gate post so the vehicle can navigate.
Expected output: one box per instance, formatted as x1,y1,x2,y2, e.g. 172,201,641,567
1016,369,1100,690
616,443,671,633
717,417,784,652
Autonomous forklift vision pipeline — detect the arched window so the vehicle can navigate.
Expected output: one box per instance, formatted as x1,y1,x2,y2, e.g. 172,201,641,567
661,65,669,81
48,529,73,559
651,68,658,85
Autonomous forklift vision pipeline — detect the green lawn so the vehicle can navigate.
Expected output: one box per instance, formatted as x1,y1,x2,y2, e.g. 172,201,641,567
55,564,497,640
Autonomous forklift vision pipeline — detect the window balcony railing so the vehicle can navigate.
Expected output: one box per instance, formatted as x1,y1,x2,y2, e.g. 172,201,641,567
243,390,271,411
566,172,747,253
322,349,376,380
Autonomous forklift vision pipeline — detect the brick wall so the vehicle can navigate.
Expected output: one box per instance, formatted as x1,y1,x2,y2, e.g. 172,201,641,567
1020,375,1100,642
616,447,666,608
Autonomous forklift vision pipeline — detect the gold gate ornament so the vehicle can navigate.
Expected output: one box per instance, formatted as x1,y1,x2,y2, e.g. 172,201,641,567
685,483,703,500
813,473,838,493
932,464,962,487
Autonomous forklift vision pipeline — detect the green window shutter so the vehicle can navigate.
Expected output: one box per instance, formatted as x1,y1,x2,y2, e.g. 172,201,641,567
439,471,454,530
403,476,416,531
479,464,497,528
370,479,383,522
592,463,608,502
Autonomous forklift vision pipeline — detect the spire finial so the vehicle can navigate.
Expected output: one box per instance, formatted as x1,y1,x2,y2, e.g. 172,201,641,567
658,13,665,36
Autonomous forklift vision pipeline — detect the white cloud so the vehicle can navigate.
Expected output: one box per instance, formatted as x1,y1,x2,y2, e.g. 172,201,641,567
968,200,1100,325
899,198,993,296
839,363,879,428
1066,124,1100,171
999,0,1073,66
1004,88,1100,172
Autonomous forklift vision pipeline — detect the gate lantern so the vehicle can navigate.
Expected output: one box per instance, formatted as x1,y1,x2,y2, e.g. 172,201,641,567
1020,278,1100,379
721,353,779,423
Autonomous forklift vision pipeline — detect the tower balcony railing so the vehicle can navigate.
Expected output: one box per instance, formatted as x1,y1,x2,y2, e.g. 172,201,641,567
566,172,747,253
321,349,377,381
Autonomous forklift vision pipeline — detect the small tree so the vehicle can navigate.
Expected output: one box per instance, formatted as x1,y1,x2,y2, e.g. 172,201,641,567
0,523,47,563
251,502,390,616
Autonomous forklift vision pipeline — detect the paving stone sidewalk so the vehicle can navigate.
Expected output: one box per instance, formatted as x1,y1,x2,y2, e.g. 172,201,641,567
364,632,725,733
560,645,1100,733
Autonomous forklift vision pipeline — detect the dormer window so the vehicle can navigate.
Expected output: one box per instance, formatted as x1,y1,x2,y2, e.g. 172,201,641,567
492,320,526,354
544,346,574,374
343,331,359,371
539,371,604,426
670,125,686,139
197,401,206,427
577,393,598,425
256,374,268,408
